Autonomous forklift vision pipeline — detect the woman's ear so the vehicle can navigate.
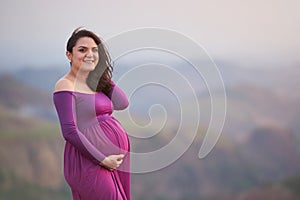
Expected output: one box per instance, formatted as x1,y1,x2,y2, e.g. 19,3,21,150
66,51,72,61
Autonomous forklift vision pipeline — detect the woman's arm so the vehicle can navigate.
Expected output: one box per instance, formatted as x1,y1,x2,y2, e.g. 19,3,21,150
109,81,129,110
53,91,106,164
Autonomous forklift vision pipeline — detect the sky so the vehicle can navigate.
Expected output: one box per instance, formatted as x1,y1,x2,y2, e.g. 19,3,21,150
0,0,299,71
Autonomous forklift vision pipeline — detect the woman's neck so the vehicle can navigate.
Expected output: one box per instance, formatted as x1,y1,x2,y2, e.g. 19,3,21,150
67,68,94,92
69,67,89,82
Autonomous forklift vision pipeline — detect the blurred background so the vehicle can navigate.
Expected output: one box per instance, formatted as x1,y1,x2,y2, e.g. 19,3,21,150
1,0,300,199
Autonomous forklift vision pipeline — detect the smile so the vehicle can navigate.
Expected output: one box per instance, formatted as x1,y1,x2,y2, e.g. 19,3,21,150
83,60,94,63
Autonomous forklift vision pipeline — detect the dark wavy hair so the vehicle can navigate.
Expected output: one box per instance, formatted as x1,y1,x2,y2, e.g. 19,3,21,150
66,27,113,95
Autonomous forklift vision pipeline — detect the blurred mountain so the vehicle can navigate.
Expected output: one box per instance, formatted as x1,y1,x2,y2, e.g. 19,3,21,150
131,126,300,199
13,67,67,93
1,62,300,199
0,116,69,199
236,184,299,200
239,126,300,182
236,175,300,200
0,74,57,120
219,82,300,141
0,84,68,199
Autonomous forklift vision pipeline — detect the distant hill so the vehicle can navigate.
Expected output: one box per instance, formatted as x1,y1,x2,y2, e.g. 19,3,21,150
7,63,300,136
1,63,300,199
219,82,300,140
236,174,300,200
0,74,57,120
13,67,67,93
0,87,68,199
130,125,300,199
239,126,300,182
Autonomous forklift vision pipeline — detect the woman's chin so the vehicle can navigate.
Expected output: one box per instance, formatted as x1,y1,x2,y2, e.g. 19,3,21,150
80,63,97,72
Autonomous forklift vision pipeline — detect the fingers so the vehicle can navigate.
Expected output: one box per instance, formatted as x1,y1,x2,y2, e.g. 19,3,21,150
115,158,123,168
111,158,123,170
100,154,125,171
117,158,123,165
116,154,125,161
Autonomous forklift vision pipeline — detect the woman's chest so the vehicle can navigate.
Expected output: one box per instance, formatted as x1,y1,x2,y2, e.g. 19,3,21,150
75,93,113,117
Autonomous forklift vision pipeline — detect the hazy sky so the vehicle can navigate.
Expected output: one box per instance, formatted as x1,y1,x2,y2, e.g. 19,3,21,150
1,0,299,70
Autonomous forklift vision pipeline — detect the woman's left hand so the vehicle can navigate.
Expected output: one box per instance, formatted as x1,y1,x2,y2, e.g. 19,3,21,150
99,154,124,171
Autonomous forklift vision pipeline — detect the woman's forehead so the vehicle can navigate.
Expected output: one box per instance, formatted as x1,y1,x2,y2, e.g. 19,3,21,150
75,37,97,47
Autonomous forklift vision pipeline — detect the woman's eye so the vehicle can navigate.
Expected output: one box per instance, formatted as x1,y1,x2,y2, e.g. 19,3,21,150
79,49,86,52
93,48,98,52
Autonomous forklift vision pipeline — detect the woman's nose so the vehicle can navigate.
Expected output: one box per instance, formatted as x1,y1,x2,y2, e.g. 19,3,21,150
86,50,93,57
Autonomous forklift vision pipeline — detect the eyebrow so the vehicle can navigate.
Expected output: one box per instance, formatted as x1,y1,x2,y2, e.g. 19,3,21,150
77,46,98,48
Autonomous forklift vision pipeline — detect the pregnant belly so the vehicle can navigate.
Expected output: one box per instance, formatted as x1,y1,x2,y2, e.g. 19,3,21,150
82,118,129,156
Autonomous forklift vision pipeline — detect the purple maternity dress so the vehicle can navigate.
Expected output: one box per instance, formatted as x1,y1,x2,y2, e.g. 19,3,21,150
53,82,130,200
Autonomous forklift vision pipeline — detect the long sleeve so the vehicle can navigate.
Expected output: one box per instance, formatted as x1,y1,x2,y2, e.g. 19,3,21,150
109,81,129,110
53,91,106,165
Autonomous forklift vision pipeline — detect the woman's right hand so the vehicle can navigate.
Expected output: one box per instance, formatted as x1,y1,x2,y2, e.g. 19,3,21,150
100,154,125,171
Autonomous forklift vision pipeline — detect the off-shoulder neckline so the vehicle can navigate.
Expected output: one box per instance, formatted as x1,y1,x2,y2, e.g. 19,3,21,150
53,90,99,95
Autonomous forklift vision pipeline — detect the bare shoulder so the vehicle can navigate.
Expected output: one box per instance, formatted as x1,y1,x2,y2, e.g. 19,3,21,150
54,77,74,92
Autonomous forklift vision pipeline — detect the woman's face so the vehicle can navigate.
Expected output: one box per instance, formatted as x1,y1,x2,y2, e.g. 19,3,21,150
67,37,99,72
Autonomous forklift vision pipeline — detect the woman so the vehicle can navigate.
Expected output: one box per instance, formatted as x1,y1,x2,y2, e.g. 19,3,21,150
53,28,130,200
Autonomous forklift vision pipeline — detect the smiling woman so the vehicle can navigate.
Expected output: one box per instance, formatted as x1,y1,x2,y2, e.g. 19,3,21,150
66,37,99,71
64,28,113,95
53,28,130,200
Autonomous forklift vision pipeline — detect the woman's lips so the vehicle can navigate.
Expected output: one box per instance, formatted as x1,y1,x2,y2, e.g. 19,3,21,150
83,60,94,64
